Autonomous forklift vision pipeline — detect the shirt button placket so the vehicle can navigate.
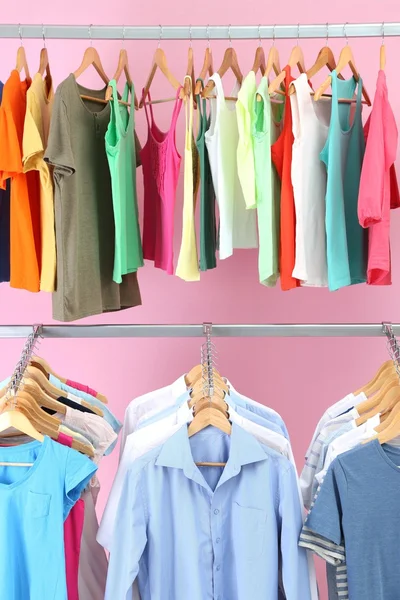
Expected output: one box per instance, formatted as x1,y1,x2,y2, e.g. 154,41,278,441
212,502,222,599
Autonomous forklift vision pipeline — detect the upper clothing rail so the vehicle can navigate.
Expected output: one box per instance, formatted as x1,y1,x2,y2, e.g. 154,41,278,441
0,323,397,338
0,22,399,41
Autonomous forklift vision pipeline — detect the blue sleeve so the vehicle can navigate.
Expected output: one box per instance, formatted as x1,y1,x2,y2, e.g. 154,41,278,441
299,461,346,565
64,449,97,520
279,464,312,600
105,467,148,600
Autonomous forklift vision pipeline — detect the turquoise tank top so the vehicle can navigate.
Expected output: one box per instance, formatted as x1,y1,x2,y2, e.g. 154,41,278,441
320,71,367,291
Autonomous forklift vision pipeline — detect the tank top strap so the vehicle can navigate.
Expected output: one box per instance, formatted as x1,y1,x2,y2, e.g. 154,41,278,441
329,70,341,122
169,86,183,133
184,77,193,146
142,88,155,129
354,75,363,118
293,73,314,116
195,78,206,121
210,73,225,107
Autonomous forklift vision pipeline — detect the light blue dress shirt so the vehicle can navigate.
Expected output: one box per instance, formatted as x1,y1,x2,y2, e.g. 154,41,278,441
138,389,289,438
106,423,311,600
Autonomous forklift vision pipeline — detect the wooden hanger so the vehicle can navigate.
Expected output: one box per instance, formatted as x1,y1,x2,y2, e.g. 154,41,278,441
202,31,243,100
188,396,231,466
194,47,214,95
355,378,400,425
105,46,139,109
139,44,183,108
21,380,67,416
189,382,226,407
268,43,306,95
252,30,266,76
183,37,196,99
0,392,44,449
354,360,395,396
24,366,104,417
369,400,400,444
314,42,371,105
31,356,108,405
16,47,30,79
73,29,111,106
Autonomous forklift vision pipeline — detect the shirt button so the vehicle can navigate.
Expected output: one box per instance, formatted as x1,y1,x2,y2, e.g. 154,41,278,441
216,565,221,571
216,537,221,543
214,509,219,515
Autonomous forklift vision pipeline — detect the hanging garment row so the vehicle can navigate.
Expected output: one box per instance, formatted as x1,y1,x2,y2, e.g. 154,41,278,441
0,331,122,600
98,336,318,600
298,327,400,600
0,34,398,321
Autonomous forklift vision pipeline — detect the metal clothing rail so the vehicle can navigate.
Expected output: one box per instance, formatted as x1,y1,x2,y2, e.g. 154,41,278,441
0,323,398,339
0,22,399,41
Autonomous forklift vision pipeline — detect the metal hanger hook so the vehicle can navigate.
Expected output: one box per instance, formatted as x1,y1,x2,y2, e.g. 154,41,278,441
325,22,329,47
206,24,211,49
158,24,163,49
297,23,300,46
228,24,232,48
18,24,23,47
344,22,349,45
382,22,385,46
272,24,276,47
89,23,93,47
258,24,262,48
189,24,192,48
42,24,46,48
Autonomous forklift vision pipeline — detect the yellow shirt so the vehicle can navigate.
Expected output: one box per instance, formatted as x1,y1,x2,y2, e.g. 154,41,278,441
23,73,56,291
176,80,200,282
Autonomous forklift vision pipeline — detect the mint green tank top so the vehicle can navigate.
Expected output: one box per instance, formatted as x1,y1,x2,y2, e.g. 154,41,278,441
320,71,367,291
105,80,143,284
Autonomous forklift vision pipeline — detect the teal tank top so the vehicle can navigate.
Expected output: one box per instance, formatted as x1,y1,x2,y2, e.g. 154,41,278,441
320,71,367,291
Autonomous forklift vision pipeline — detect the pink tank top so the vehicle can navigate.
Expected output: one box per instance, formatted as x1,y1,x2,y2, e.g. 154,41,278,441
141,88,183,274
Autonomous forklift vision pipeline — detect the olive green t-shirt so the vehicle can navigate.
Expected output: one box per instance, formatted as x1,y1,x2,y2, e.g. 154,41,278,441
45,74,141,322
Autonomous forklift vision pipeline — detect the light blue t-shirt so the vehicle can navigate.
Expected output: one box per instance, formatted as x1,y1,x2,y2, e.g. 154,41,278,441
320,71,367,291
105,422,311,600
302,440,400,600
0,436,96,599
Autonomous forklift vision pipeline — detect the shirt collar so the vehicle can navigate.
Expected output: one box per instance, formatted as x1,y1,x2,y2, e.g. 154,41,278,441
156,422,268,483
172,375,188,399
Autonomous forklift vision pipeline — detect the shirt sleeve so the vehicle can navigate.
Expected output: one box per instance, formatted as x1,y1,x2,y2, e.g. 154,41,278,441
64,448,97,520
44,89,75,177
299,460,346,565
358,95,386,227
105,466,148,600
23,92,44,172
0,106,23,187
279,464,312,600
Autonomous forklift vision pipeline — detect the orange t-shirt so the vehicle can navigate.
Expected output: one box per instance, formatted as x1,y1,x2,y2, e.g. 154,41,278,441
0,70,41,292
271,65,300,291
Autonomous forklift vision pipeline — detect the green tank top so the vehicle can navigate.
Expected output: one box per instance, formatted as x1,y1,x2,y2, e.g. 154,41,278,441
105,80,143,284
196,79,217,271
320,72,367,290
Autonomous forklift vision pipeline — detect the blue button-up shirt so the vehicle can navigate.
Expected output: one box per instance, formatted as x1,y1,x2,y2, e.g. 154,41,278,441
106,423,311,600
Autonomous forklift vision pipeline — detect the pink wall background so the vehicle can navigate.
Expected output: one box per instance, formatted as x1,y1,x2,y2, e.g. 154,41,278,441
0,1,400,597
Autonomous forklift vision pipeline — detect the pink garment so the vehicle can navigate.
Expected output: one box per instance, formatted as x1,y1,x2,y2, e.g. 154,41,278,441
66,379,99,399
141,88,183,274
58,432,85,600
358,70,399,285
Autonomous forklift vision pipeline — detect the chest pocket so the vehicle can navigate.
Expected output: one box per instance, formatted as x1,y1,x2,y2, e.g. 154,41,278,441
233,502,267,560
28,491,51,519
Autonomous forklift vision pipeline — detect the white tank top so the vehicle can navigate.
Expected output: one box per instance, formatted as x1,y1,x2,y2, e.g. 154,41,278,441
290,73,331,286
205,73,257,259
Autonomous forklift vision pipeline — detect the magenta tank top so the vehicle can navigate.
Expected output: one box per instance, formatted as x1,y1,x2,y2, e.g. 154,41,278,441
140,88,183,274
